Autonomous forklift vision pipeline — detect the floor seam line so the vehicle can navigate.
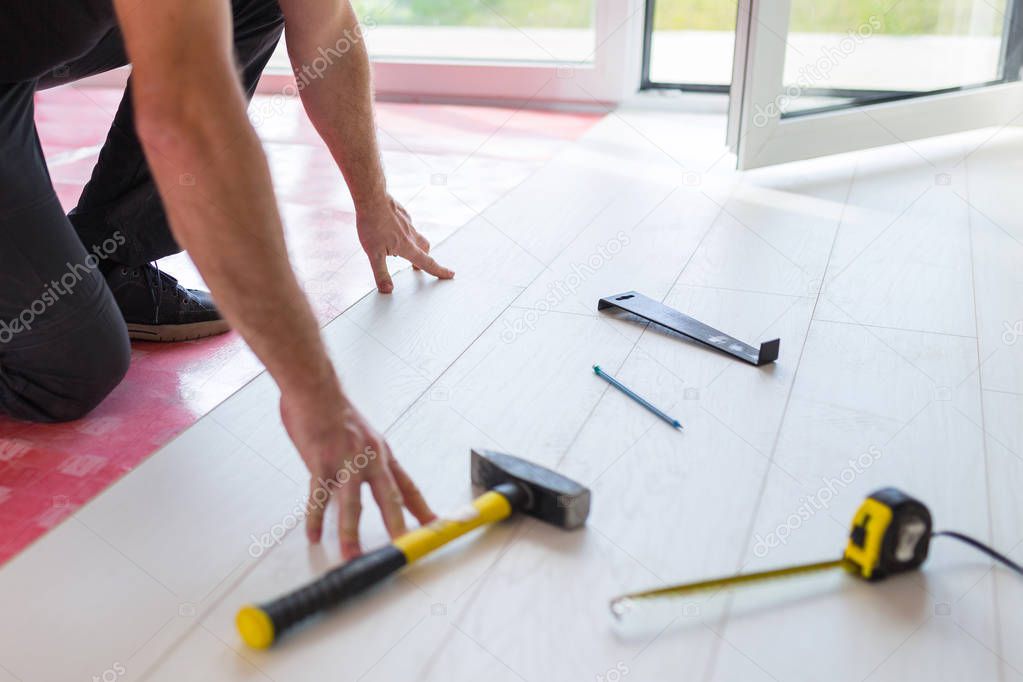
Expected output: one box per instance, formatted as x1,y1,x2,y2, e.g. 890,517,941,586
963,146,1005,681
811,316,979,340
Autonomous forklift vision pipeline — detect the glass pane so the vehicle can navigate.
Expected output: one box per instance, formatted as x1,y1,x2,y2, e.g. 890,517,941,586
350,0,596,63
779,0,1012,115
648,0,738,85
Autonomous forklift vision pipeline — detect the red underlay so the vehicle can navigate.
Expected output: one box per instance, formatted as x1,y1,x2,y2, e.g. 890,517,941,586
0,86,600,565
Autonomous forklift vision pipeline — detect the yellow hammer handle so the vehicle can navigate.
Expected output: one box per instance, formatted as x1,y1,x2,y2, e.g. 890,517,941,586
394,489,514,563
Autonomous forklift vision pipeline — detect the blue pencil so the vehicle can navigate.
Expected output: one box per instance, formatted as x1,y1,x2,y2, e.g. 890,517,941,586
593,365,683,430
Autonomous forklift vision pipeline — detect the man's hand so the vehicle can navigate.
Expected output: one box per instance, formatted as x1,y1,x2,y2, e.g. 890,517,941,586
277,0,453,293
280,379,435,560
356,196,454,293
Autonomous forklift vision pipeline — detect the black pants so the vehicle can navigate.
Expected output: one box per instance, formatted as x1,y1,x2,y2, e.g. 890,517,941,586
0,0,284,422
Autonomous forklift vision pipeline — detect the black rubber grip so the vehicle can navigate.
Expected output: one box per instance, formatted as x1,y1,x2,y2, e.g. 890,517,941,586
260,545,407,639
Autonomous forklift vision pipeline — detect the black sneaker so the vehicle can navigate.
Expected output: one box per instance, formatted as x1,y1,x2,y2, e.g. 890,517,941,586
104,263,230,342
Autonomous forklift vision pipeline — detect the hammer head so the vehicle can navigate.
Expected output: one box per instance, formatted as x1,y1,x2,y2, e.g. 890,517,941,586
471,449,590,529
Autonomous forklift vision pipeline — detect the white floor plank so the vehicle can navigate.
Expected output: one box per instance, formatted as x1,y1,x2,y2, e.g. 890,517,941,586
0,518,180,681
980,391,1023,679
678,157,853,297
343,219,539,380
75,418,299,604
512,181,726,318
965,128,1023,395
817,138,977,336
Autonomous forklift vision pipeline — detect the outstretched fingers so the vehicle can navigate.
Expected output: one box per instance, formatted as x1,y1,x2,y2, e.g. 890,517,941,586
366,449,408,539
306,477,329,543
337,480,364,560
405,244,454,280
411,230,430,271
389,457,435,525
369,251,394,293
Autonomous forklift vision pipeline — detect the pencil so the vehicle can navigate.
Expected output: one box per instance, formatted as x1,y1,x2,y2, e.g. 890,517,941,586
592,365,682,430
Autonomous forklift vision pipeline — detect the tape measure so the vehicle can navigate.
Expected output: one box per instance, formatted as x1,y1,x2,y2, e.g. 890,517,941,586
842,487,931,580
611,487,1020,616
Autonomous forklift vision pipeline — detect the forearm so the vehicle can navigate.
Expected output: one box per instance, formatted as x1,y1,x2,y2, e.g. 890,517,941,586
283,2,387,210
135,88,338,401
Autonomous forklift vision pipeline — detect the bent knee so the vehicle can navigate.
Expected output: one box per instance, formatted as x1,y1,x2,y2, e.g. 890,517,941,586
0,298,130,423
44,322,131,422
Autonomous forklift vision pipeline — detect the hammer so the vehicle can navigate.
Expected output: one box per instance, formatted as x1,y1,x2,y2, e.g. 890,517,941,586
236,449,591,648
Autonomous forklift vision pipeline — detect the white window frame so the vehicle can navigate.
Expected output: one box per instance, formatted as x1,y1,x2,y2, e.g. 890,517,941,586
727,0,1023,169
261,0,646,106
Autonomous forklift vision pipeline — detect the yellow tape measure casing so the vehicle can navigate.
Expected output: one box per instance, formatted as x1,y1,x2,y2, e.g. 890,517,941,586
843,487,932,581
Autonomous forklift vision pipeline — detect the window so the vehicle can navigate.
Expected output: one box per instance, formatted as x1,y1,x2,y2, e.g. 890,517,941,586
642,0,1016,111
352,0,597,64
780,0,1012,115
266,0,642,104
728,0,1023,168
643,0,738,89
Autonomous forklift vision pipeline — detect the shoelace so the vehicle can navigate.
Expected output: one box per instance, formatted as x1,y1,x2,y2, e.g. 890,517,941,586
141,261,165,323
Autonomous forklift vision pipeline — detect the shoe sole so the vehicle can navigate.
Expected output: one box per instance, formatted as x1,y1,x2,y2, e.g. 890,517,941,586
127,319,231,342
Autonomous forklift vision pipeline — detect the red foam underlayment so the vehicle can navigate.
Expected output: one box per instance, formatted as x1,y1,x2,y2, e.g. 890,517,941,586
0,86,600,565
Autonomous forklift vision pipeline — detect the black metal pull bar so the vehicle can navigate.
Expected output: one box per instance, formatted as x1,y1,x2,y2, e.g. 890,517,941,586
597,291,780,366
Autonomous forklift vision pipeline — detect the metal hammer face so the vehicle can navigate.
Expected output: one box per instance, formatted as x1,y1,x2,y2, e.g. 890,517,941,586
470,449,591,529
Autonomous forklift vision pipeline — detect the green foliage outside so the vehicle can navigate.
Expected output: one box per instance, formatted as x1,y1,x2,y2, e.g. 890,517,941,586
352,0,998,35
655,0,989,35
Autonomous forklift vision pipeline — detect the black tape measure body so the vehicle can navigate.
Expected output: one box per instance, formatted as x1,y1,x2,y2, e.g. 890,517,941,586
843,487,932,581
